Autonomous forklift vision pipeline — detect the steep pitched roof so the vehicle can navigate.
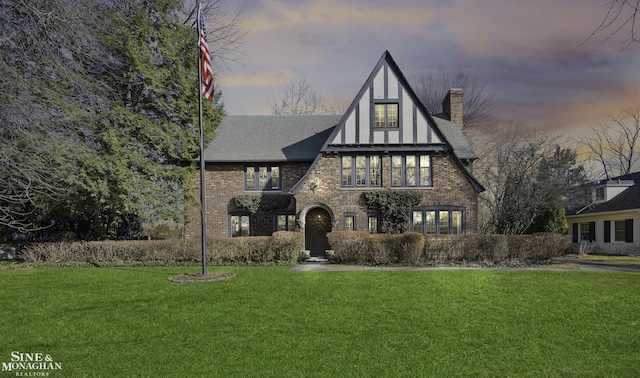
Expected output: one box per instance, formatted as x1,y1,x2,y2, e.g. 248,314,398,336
568,172,640,216
322,50,448,152
202,115,340,162
431,113,478,160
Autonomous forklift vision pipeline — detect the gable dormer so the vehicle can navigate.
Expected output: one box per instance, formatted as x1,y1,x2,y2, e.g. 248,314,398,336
323,51,446,151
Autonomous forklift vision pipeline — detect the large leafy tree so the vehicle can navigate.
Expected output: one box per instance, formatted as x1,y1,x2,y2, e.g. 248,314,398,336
1,0,225,240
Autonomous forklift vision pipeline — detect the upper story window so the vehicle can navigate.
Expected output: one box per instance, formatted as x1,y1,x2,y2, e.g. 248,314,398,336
341,155,382,188
245,165,280,191
374,103,398,128
594,186,605,202
391,155,432,187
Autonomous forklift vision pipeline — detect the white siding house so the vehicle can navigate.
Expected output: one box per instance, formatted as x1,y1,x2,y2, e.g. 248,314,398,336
567,173,640,255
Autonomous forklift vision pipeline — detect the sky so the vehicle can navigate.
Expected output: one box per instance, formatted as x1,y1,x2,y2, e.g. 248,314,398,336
213,0,640,136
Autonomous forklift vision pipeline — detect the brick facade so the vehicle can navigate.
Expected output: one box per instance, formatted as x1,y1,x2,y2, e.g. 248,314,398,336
185,152,478,239
185,162,310,238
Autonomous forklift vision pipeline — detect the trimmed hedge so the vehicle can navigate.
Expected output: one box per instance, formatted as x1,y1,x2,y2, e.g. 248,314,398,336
20,231,302,266
426,233,570,264
328,231,425,264
329,232,570,265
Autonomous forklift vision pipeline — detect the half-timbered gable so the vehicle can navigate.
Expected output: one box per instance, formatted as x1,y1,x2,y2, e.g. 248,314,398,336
186,50,483,257
326,51,444,149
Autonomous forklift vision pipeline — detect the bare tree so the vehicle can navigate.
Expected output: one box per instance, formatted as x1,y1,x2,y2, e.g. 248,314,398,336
583,0,639,48
576,108,640,179
412,70,494,129
269,75,329,115
182,0,247,72
475,128,587,234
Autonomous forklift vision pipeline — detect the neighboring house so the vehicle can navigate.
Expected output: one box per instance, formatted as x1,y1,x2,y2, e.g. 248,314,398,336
566,172,640,255
186,51,484,256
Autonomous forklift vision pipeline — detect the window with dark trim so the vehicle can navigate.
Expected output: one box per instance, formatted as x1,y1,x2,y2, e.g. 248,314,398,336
344,213,356,231
275,213,297,232
612,219,634,243
411,207,464,234
341,156,382,188
391,155,432,187
229,213,251,237
374,103,398,127
579,222,595,242
368,214,379,234
245,165,280,191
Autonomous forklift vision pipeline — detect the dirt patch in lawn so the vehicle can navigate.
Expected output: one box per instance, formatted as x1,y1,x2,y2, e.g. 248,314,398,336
168,272,236,283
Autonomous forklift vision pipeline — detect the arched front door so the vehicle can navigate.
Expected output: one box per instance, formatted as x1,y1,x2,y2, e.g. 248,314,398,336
305,207,332,257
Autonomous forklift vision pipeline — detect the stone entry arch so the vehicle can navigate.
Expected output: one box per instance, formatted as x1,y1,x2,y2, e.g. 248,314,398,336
299,203,335,257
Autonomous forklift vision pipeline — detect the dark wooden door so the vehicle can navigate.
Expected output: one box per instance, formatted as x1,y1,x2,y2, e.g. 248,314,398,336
305,208,331,257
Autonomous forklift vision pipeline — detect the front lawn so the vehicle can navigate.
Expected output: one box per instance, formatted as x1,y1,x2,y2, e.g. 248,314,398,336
0,266,638,377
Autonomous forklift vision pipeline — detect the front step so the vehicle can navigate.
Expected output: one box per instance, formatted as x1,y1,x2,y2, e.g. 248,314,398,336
306,256,329,263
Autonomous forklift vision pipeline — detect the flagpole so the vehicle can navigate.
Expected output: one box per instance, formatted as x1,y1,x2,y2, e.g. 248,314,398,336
197,0,208,277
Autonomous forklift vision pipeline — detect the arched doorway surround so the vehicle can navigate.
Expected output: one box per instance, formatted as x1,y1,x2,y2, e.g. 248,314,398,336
299,203,336,257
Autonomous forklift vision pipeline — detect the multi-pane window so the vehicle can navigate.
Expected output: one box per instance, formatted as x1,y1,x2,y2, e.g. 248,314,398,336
439,211,449,235
603,219,633,243
420,156,431,186
370,156,381,186
412,208,463,234
579,222,594,242
425,211,437,234
451,211,463,235
276,214,297,231
271,167,280,190
406,156,417,186
245,165,280,191
342,156,352,186
374,103,399,127
615,221,626,242
391,155,432,187
368,215,379,234
344,214,356,231
356,156,367,186
230,213,250,237
341,156,382,188
392,156,403,186
246,167,255,188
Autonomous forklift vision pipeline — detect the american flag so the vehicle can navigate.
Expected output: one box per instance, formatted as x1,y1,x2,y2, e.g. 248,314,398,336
199,11,214,101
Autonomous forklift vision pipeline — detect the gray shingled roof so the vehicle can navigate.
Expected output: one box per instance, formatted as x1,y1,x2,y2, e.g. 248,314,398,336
431,114,478,160
203,114,478,163
567,172,640,216
202,115,341,162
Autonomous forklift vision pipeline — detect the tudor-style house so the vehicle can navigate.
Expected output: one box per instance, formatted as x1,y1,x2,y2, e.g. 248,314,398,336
186,51,484,256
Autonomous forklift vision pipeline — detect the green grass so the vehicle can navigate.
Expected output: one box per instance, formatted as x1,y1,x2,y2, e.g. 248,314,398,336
1,266,639,377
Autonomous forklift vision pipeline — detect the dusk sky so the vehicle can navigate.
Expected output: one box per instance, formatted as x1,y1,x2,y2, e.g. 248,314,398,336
214,0,640,136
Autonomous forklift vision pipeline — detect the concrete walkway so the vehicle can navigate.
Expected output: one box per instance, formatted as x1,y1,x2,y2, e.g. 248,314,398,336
290,258,640,273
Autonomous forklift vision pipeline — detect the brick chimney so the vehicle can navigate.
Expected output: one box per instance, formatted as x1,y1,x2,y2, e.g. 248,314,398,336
442,88,463,129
